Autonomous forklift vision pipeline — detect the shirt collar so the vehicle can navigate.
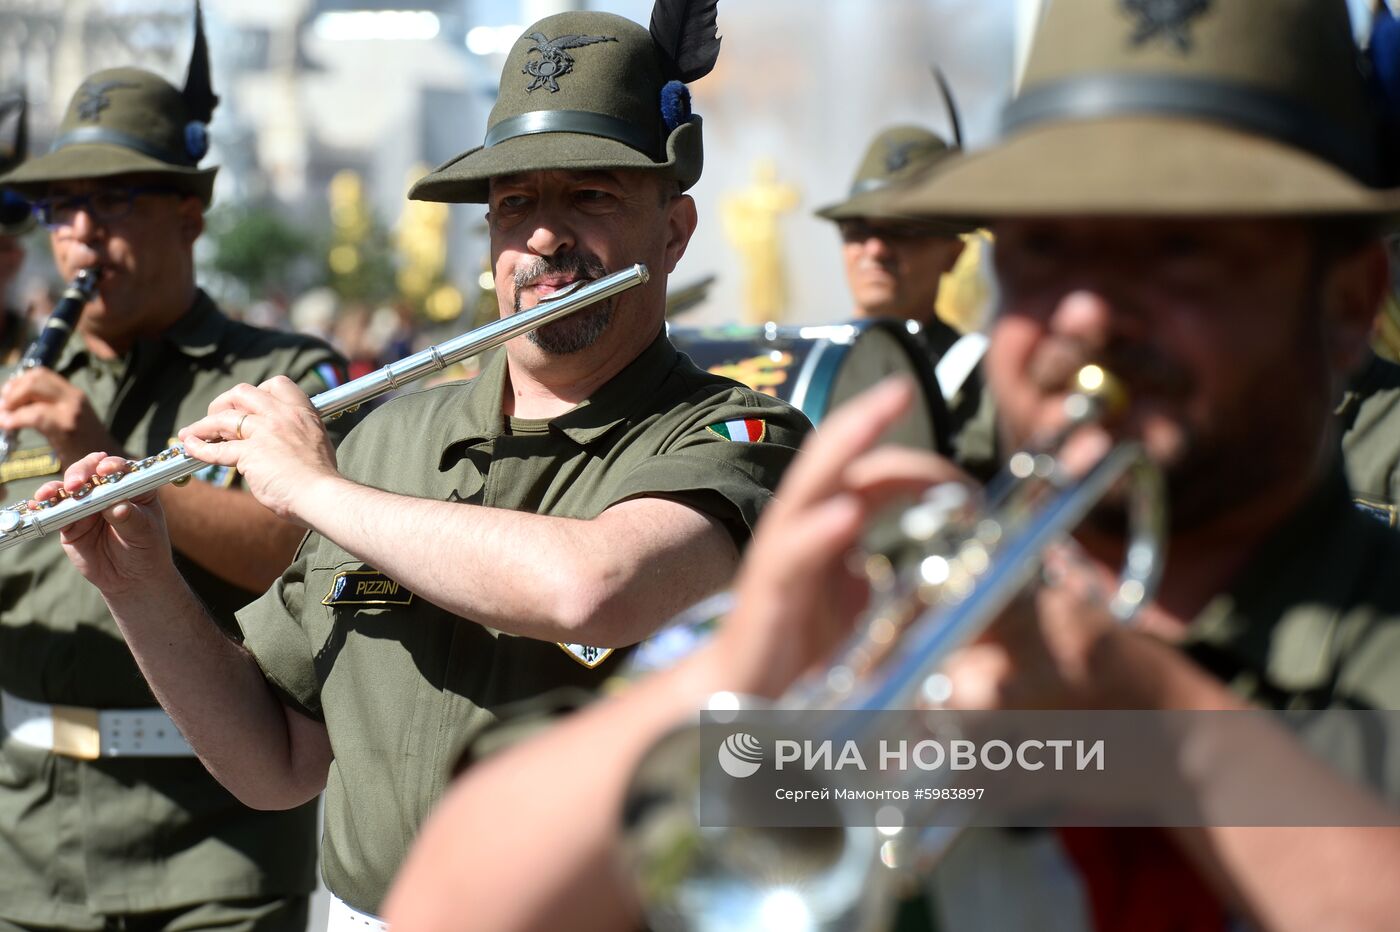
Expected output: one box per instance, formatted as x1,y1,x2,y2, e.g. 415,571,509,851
1182,467,1368,694
154,289,229,359
54,289,227,375
551,331,677,445
447,330,678,449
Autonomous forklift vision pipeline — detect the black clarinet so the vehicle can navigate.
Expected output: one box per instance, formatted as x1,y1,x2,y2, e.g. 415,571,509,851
0,267,99,463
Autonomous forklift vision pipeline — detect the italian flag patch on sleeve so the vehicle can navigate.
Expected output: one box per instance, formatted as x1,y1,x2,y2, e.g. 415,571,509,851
316,362,345,389
706,418,767,442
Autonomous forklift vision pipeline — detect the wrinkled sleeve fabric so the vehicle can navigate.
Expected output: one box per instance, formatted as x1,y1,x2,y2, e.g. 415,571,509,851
605,387,810,548
235,534,324,720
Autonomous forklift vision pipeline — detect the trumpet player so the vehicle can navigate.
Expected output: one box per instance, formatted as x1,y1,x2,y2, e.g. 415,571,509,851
0,6,349,930
40,2,809,926
386,1,1400,930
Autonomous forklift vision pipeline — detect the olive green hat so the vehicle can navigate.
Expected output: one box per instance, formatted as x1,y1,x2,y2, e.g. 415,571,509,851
409,0,720,204
886,0,1400,219
0,1,219,205
814,125,976,234
0,90,35,235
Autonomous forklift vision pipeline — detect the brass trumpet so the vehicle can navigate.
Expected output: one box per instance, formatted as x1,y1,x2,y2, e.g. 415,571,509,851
621,366,1167,932
0,263,649,551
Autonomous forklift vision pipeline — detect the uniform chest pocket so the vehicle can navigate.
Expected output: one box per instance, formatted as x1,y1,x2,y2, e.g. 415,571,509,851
305,562,421,673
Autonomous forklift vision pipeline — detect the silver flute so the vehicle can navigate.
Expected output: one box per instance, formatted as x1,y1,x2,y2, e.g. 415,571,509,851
0,263,649,552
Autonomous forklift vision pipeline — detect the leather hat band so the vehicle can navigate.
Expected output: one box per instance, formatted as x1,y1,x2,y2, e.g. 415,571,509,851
1002,74,1379,184
484,109,657,156
49,125,197,168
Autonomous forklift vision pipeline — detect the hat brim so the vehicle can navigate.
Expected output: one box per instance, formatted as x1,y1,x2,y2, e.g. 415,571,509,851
879,116,1400,221
0,143,217,205
815,187,979,235
409,120,702,205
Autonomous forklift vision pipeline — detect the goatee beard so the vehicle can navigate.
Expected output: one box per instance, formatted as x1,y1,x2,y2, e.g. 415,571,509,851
513,253,612,355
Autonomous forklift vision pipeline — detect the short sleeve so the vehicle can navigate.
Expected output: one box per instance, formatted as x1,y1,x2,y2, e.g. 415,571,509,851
606,389,810,548
287,354,362,447
235,536,324,719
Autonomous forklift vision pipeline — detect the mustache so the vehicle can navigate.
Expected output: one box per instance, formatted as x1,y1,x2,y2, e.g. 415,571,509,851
512,253,608,293
1027,338,1192,399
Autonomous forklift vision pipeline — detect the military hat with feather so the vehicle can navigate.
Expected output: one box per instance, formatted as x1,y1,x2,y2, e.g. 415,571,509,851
816,73,978,233
409,0,720,204
815,125,961,225
879,0,1400,220
0,0,219,204
0,90,35,235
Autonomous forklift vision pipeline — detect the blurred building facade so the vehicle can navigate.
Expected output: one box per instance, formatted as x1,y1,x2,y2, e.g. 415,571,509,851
0,0,1018,325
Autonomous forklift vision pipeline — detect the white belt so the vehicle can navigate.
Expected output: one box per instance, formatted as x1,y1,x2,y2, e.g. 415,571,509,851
328,894,388,931
1,689,194,759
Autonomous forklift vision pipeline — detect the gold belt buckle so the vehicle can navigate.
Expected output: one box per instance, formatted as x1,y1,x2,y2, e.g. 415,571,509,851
50,705,101,760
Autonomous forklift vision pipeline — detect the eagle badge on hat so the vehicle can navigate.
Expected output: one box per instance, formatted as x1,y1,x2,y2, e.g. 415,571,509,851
1123,0,1211,52
884,138,923,174
75,80,137,123
522,32,618,92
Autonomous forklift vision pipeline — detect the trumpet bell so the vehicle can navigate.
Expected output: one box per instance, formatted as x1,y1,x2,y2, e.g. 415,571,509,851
622,724,893,932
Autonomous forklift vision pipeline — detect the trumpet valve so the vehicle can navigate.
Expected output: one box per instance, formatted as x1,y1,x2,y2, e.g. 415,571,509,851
1068,365,1128,421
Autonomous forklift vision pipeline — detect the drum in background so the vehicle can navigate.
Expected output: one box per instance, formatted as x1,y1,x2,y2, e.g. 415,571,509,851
668,319,952,453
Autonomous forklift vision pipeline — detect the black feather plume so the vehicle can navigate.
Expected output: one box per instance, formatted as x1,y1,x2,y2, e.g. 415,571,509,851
649,0,721,84
0,90,27,170
182,0,219,124
931,66,963,150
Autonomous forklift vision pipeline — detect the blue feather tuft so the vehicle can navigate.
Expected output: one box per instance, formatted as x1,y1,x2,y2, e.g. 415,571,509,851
660,80,693,133
1372,4,1400,122
0,189,32,228
184,121,209,162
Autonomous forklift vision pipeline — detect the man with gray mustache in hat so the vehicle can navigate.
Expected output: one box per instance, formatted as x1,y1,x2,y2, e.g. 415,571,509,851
40,0,808,925
382,1,1400,929
0,5,349,930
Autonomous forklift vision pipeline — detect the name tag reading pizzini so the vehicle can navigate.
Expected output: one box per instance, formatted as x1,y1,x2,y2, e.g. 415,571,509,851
322,571,415,606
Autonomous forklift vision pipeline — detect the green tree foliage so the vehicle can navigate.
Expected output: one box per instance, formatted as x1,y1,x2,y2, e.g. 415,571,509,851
204,204,315,303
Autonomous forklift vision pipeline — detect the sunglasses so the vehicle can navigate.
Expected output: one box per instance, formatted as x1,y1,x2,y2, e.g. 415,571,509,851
30,185,183,230
837,218,946,243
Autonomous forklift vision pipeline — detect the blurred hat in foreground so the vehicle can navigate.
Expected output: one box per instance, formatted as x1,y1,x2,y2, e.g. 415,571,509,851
880,0,1400,220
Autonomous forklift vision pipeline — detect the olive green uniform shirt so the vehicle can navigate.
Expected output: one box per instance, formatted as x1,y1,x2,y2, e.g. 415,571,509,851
0,291,346,927
930,467,1400,931
1339,352,1400,527
0,307,27,366
236,332,809,914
